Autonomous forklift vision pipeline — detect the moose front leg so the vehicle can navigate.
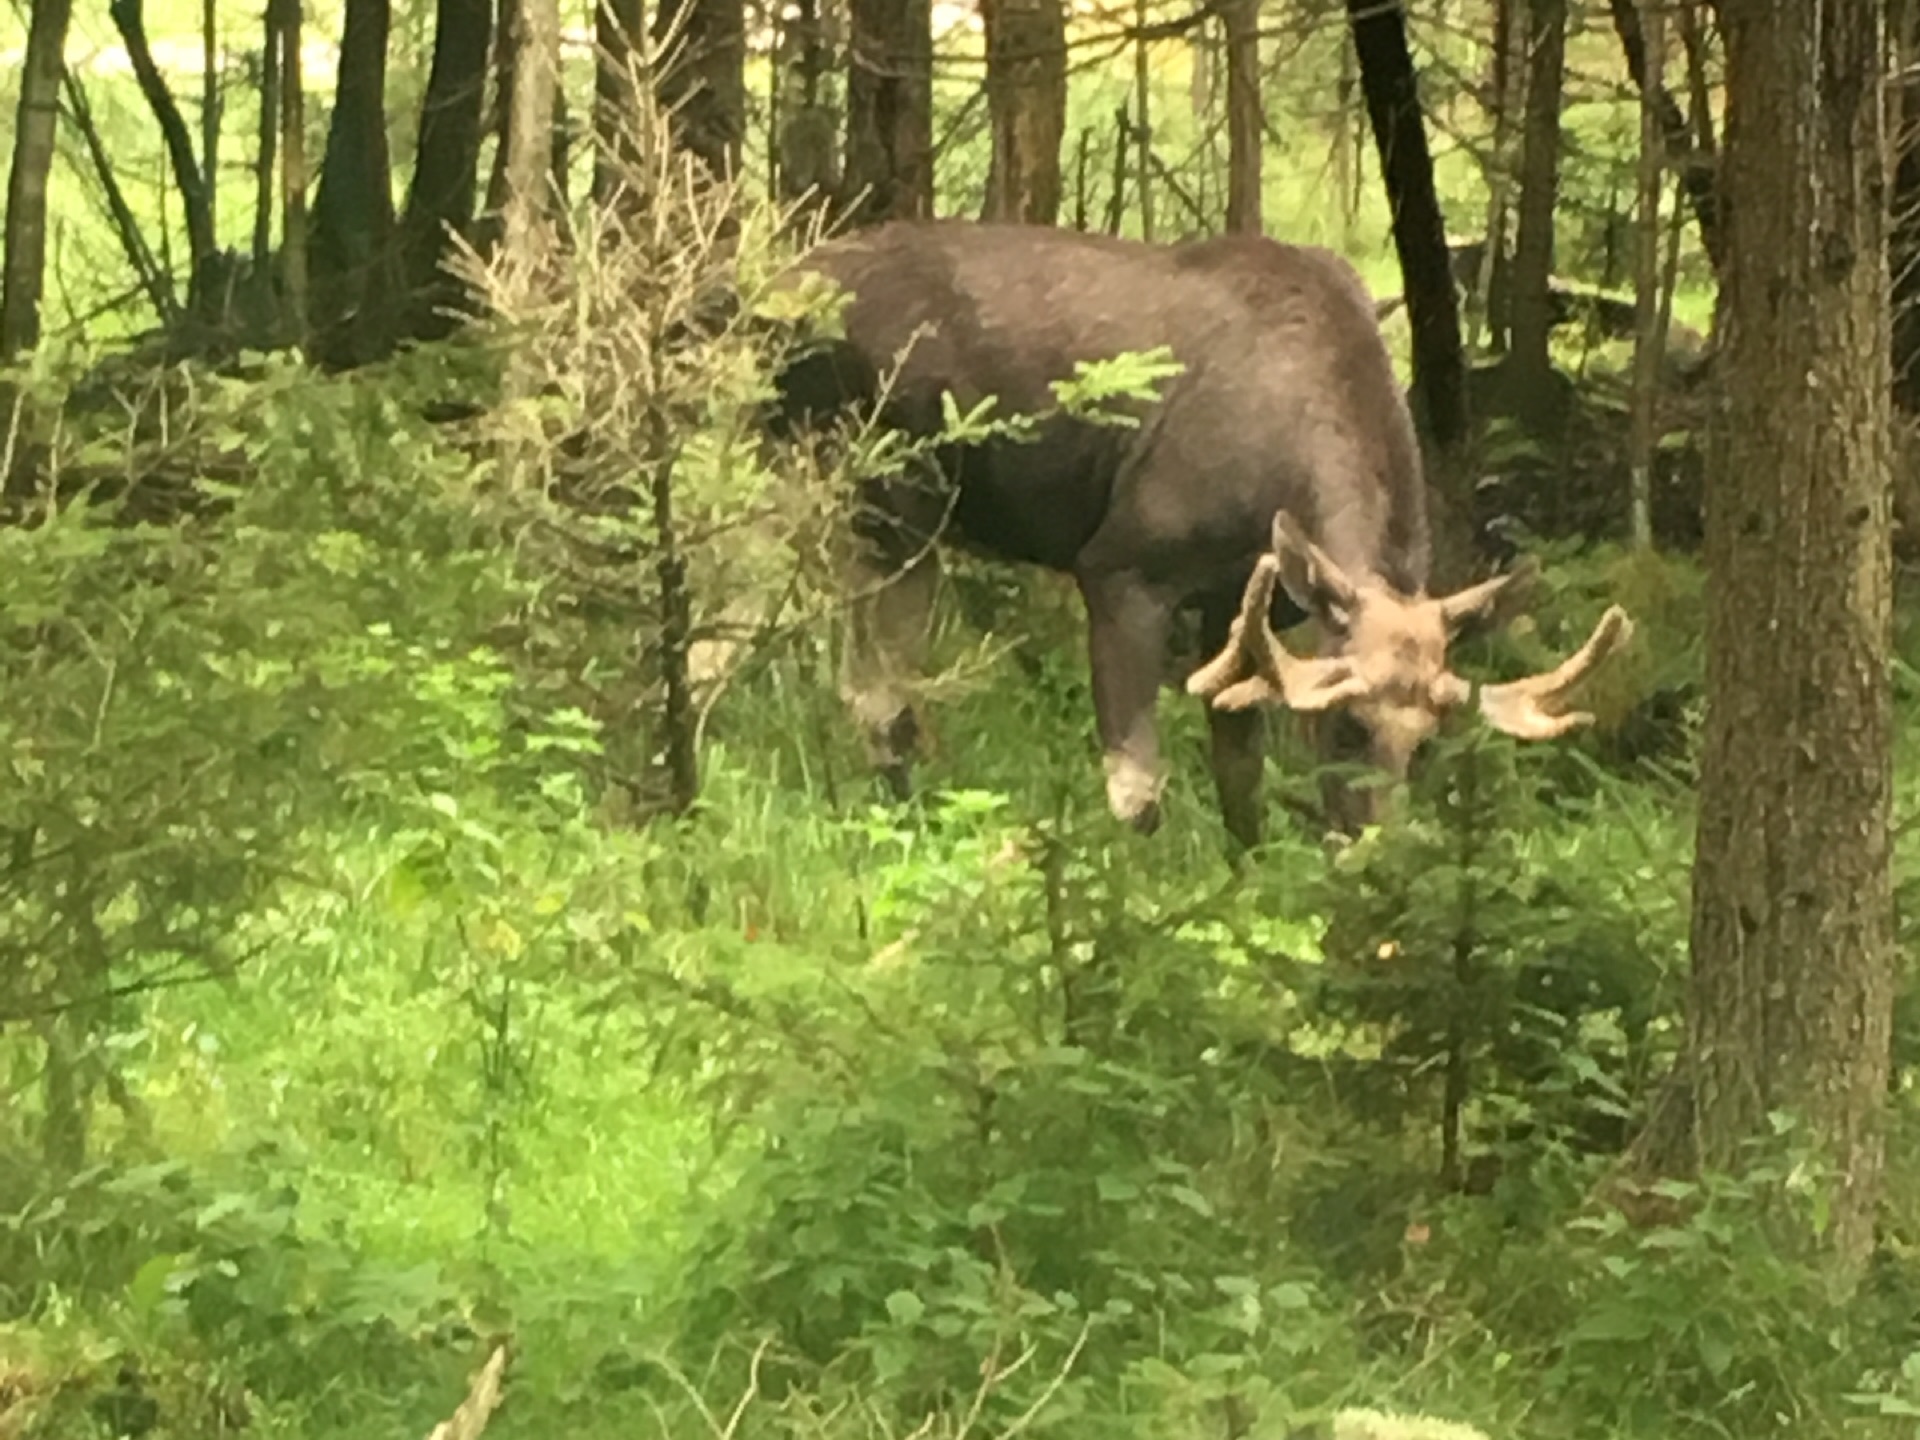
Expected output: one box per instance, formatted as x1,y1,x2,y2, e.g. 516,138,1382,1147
1079,571,1174,834
1198,594,1267,854
838,467,949,802
1207,708,1266,854
840,545,940,802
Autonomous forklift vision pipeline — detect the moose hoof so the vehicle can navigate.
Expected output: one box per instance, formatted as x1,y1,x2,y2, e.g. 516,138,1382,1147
1104,754,1165,836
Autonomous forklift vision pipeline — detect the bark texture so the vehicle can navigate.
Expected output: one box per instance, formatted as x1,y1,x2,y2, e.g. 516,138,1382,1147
402,0,492,336
309,0,398,366
775,0,839,211
503,0,560,256
1607,0,1726,271
1344,0,1471,577
251,0,281,275
845,0,933,223
111,0,217,305
1345,0,1466,451
1474,0,1524,351
278,0,307,346
0,0,75,358
980,0,1067,223
1222,0,1262,235
1689,0,1894,1278
655,0,746,177
201,0,220,241
1506,0,1566,402
1625,0,1664,550
484,0,519,213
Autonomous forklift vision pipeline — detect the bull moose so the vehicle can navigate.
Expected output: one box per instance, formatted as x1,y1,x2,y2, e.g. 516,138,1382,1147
774,219,1630,847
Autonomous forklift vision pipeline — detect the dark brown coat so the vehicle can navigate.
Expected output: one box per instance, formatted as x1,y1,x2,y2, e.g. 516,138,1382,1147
779,220,1625,844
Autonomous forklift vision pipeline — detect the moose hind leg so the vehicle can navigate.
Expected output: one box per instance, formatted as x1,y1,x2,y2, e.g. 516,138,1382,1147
1207,707,1267,854
841,545,940,800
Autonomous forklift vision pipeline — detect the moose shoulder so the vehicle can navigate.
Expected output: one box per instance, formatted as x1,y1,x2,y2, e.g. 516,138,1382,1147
773,219,1629,847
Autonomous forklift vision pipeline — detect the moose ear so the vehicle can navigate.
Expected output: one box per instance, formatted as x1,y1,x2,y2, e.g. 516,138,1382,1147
1437,555,1541,638
1271,512,1359,629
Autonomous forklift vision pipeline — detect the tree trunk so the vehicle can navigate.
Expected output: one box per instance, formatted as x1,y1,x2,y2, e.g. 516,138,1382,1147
1609,0,1726,272
594,0,645,203
1,0,76,358
1132,0,1154,238
110,0,219,312
550,62,572,209
1344,0,1472,578
278,0,308,348
775,0,839,209
1673,0,1716,158
1222,0,1261,234
655,0,746,179
252,0,281,276
496,0,558,651
309,0,398,366
844,0,933,224
1625,0,1664,549
202,0,220,243
1472,0,1524,352
1506,0,1567,411
980,0,1067,224
1688,0,1894,1281
503,0,559,261
485,0,519,215
402,0,492,337
39,1016,88,1174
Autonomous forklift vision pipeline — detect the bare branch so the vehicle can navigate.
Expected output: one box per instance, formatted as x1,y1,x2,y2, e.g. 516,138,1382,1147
425,1345,511,1440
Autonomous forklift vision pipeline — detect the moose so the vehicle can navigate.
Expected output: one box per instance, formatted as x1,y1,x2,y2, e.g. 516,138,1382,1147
774,220,1631,847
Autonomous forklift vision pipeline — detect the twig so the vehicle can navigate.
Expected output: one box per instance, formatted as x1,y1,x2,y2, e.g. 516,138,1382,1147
997,1320,1090,1439
425,1343,511,1440
720,1338,770,1439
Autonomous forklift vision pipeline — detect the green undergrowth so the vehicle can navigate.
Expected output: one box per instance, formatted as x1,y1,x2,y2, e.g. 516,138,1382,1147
0,184,1913,1440
7,477,1920,1437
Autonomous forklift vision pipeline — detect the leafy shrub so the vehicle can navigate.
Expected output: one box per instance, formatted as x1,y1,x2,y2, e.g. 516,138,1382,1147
650,792,1361,1431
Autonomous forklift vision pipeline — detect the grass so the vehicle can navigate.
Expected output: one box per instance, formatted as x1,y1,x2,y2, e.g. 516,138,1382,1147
4,445,1915,1438
35,564,1694,1431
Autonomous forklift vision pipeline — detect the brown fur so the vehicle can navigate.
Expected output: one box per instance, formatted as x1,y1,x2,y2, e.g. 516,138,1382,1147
775,220,1619,845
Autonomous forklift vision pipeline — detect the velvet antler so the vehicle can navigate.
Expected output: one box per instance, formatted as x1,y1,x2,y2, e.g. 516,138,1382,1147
1476,606,1635,739
1185,552,1367,712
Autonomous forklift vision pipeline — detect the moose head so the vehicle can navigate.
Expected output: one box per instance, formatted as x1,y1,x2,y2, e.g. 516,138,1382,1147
1187,513,1634,830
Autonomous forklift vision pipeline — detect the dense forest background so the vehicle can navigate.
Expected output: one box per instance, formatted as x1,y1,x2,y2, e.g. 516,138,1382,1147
0,0,1917,1436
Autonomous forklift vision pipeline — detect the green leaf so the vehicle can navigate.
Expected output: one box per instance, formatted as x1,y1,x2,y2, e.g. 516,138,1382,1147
127,1250,192,1320
1570,1306,1656,1343
1267,1281,1313,1310
1696,1320,1735,1378
884,1289,925,1325
1167,1184,1213,1217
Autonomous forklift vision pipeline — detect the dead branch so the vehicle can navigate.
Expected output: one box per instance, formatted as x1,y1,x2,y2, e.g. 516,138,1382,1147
109,0,216,284
425,1344,511,1440
60,70,175,323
